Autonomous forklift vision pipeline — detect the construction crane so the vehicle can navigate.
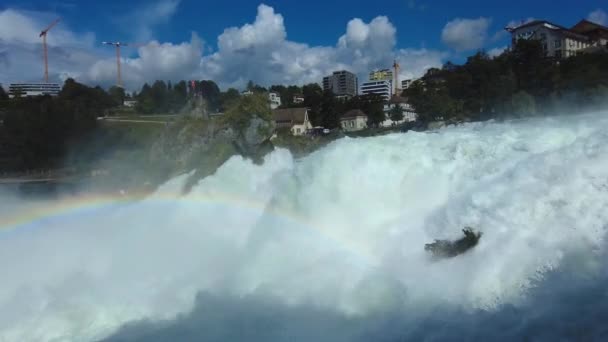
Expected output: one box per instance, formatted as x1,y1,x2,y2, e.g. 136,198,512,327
40,18,60,83
102,41,144,88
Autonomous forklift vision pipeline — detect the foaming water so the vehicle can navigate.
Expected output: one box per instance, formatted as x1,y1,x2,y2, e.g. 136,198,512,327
1,112,608,341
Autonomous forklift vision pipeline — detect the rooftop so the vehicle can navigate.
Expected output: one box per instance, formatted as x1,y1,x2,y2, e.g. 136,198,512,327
341,109,367,119
272,107,308,125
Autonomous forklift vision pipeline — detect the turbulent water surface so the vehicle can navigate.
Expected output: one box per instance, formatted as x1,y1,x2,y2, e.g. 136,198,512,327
1,112,608,341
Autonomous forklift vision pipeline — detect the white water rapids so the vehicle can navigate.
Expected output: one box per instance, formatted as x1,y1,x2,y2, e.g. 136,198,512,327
1,112,608,341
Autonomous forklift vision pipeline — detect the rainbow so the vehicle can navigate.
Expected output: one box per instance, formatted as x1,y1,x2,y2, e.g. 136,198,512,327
0,189,379,266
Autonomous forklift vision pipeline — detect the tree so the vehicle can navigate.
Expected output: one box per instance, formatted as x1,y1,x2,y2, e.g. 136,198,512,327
223,92,271,132
246,80,266,93
199,80,221,112
136,83,155,114
389,104,404,122
151,80,168,112
108,86,126,106
220,88,241,111
1,79,113,171
302,83,323,125
361,94,385,127
319,90,339,129
171,80,188,110
0,85,7,100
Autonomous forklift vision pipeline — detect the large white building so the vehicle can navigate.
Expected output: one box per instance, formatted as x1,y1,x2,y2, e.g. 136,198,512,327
360,80,392,101
505,20,599,58
8,83,61,98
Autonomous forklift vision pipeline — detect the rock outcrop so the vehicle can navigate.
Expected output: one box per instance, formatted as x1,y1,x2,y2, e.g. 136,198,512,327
149,114,276,194
424,228,482,260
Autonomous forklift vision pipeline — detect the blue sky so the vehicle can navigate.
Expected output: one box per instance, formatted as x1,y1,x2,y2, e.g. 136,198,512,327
1,0,606,90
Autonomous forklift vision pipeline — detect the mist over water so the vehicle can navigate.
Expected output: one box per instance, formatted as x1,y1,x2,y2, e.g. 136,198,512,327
2,112,608,341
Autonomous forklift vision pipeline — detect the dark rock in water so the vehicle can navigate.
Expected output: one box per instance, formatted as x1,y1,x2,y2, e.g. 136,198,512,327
425,228,482,259
232,115,276,165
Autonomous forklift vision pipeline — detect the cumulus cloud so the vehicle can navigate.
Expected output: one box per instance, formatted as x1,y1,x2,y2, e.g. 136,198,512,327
1,3,446,91
118,0,181,42
488,46,507,58
588,9,607,25
441,17,492,51
0,9,95,47
200,5,444,88
506,17,536,29
0,8,98,84
87,33,203,89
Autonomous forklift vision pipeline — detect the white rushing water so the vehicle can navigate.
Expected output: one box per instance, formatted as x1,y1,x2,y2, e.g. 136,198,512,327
1,112,608,341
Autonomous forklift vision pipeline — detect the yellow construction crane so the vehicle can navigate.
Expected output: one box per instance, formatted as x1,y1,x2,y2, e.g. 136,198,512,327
40,18,61,83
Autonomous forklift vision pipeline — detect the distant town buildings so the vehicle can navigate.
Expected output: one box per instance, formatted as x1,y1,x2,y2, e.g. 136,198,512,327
369,68,395,94
123,99,137,108
323,70,358,97
269,92,281,109
272,107,312,136
292,94,305,104
360,80,392,101
381,96,417,127
8,83,61,98
506,19,608,58
401,79,413,89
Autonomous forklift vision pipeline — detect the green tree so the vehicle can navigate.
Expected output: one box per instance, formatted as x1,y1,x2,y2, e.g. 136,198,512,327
220,88,241,111
108,86,126,106
171,80,188,111
135,83,154,114
246,80,267,93
223,92,271,132
199,80,221,112
358,94,385,127
302,83,323,125
151,80,168,112
389,104,404,122
319,90,339,129
0,85,7,100
1,79,113,171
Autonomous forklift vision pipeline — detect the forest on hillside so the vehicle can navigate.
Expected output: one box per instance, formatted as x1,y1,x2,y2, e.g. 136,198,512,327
404,39,608,122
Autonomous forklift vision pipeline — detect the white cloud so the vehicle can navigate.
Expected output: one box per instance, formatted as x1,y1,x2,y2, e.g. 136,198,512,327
1,4,446,91
506,18,536,29
441,17,492,51
200,5,444,89
0,8,97,84
0,9,95,47
87,33,204,88
118,0,181,42
488,46,507,58
588,9,607,26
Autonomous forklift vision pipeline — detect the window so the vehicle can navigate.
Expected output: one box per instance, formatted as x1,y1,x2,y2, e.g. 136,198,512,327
554,40,561,48
540,33,547,40
555,50,562,59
